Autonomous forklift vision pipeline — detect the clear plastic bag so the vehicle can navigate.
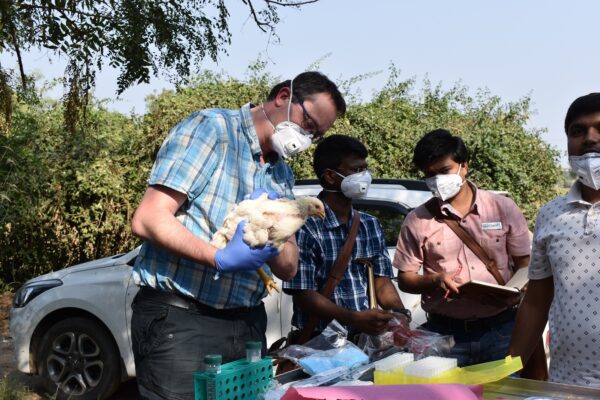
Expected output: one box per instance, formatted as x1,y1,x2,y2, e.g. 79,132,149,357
356,311,409,361
356,331,401,362
391,323,455,357
277,319,349,361
277,320,369,375
357,311,455,360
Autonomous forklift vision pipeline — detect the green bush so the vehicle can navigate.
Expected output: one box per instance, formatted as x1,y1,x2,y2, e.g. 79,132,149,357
0,66,562,287
0,378,31,400
1,89,147,286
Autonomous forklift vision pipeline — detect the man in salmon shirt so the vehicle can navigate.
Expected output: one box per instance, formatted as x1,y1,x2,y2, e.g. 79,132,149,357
394,129,533,368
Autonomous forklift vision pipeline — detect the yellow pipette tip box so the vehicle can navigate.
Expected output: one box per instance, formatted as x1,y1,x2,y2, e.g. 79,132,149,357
374,355,523,385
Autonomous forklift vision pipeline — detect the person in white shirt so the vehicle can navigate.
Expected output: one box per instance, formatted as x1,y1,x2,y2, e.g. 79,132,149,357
509,92,600,386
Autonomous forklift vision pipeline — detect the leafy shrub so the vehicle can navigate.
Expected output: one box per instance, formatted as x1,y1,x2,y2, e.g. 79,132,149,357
0,378,31,400
0,65,561,287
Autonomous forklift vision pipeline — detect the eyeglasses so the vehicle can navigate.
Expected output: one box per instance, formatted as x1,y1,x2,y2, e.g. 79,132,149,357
294,96,324,144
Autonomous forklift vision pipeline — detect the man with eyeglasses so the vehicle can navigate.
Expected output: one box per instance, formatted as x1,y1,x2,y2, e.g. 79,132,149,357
130,72,345,399
283,135,409,344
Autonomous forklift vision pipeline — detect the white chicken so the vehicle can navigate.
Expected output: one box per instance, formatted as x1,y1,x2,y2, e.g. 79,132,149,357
211,194,326,294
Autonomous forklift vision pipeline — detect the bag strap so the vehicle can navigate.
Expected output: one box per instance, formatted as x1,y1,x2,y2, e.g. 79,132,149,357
424,198,505,285
296,211,361,344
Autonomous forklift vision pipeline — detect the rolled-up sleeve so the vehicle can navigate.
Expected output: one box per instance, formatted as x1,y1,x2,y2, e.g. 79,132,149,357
528,207,552,280
503,197,531,258
393,211,424,273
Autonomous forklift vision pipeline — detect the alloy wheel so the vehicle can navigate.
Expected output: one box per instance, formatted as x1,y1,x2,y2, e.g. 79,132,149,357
45,331,104,396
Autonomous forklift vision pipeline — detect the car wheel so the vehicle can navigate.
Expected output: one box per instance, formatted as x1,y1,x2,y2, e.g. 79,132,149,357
37,317,121,400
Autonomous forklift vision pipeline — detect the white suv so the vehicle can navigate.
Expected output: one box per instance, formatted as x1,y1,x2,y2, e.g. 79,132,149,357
10,179,432,399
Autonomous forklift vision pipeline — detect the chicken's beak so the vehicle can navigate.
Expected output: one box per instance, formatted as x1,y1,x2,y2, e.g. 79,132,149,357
318,210,325,219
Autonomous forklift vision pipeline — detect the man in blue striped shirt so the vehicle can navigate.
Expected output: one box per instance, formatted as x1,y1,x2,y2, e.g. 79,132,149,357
283,135,408,340
130,72,345,399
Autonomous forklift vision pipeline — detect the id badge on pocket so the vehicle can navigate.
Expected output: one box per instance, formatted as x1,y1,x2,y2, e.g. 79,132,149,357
482,221,502,230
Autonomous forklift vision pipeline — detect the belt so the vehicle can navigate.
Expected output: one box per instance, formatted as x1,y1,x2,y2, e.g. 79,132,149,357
136,286,261,318
427,307,517,333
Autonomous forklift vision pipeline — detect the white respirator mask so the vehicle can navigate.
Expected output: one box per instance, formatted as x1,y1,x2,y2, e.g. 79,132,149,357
270,122,313,159
425,164,465,201
569,152,600,190
331,169,372,199
268,78,313,159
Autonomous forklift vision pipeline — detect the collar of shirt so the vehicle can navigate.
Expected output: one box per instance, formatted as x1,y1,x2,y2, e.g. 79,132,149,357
318,192,358,230
440,180,480,218
242,103,285,166
566,180,596,207
240,103,263,158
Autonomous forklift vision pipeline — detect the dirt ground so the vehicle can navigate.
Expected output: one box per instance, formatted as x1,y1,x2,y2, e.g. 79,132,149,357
1,292,14,376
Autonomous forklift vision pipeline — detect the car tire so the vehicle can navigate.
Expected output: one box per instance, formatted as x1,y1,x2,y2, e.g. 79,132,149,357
37,317,121,400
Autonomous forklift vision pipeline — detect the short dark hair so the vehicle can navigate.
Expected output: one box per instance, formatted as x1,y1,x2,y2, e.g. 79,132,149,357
564,93,600,133
313,135,368,183
267,71,346,116
413,129,469,171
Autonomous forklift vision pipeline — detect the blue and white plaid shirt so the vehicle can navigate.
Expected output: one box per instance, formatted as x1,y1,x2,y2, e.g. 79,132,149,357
282,194,393,332
133,103,295,309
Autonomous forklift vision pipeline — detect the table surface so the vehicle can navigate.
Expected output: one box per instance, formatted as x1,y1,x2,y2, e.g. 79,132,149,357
276,369,600,399
484,377,600,399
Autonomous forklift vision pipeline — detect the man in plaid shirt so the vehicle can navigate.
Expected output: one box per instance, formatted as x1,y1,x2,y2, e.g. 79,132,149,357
130,72,346,399
283,135,408,338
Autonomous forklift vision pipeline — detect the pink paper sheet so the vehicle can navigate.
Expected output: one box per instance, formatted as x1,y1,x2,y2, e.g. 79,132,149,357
281,384,483,400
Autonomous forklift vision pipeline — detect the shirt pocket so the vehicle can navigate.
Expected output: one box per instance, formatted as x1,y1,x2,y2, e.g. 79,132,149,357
480,232,511,280
480,232,507,254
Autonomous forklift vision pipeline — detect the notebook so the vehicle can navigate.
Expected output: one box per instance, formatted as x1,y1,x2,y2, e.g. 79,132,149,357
454,267,529,299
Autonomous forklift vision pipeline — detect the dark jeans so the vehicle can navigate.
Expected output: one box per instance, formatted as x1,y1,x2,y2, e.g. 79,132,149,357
131,292,267,400
421,313,515,367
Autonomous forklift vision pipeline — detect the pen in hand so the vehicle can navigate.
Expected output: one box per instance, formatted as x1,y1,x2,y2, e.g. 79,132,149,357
443,263,463,299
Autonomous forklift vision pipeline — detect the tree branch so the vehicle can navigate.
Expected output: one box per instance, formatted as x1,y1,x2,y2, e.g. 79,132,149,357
243,0,270,32
18,2,103,19
8,19,26,89
265,0,319,5
243,0,319,32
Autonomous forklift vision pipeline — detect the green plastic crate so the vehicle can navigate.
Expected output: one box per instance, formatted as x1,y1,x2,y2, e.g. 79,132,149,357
194,357,273,400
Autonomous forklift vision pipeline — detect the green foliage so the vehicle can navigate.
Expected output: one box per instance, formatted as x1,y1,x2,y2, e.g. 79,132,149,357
138,69,276,168
0,82,147,286
0,64,562,287
0,0,317,94
316,68,562,226
0,68,12,134
0,378,30,400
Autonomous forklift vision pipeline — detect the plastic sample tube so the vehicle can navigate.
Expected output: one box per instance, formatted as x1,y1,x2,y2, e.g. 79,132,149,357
245,341,262,363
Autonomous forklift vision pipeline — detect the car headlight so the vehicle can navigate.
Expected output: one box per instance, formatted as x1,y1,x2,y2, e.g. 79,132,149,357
13,279,63,308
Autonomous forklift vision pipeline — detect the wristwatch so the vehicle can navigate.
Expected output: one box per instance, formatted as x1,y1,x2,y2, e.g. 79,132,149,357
393,307,412,322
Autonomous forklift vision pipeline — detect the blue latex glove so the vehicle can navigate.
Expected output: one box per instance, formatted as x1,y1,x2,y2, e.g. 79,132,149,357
214,221,279,273
247,188,282,200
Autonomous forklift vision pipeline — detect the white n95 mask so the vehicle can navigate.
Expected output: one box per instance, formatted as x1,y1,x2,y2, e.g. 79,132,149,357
271,121,313,159
332,169,372,199
425,165,465,201
569,152,600,190
269,77,313,159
